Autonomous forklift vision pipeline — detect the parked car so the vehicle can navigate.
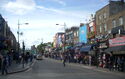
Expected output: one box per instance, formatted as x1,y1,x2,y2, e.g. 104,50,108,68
36,54,43,60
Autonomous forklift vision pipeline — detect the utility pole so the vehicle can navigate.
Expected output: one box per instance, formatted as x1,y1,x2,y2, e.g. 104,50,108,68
22,41,25,68
17,20,20,53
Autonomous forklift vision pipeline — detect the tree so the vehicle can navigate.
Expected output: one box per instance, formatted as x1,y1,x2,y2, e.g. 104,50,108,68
37,43,46,54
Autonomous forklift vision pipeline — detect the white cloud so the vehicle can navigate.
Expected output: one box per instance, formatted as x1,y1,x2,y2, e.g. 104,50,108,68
2,0,36,15
2,0,88,19
36,6,66,14
52,0,66,6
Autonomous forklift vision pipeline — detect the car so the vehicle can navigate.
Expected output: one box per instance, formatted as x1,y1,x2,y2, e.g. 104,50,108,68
36,54,43,60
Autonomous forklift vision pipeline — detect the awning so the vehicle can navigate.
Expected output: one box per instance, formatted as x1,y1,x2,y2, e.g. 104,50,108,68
80,45,92,52
65,46,72,49
105,45,125,52
75,42,85,47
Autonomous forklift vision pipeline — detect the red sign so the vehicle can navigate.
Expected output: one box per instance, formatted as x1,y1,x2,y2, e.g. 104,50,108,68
109,36,125,47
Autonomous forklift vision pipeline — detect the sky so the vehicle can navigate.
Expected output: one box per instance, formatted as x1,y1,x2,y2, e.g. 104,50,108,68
0,0,109,49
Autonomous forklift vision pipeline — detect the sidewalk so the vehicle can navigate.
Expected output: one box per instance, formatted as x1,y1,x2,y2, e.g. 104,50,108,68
47,58,125,75
0,60,35,76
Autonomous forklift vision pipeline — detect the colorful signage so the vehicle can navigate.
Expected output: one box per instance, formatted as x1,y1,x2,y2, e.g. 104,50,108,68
109,36,125,47
79,25,87,43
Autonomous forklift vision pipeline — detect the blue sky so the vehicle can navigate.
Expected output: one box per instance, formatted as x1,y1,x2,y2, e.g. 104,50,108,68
0,0,108,48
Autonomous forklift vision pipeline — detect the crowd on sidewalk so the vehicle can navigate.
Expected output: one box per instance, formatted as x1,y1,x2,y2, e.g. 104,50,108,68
0,49,34,75
44,50,125,72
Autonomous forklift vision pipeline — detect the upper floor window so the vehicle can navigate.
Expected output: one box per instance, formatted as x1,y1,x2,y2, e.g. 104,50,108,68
104,13,107,19
112,20,116,28
99,15,102,20
77,31,79,36
104,24,107,32
100,25,102,33
90,26,94,32
119,17,123,26
74,32,77,37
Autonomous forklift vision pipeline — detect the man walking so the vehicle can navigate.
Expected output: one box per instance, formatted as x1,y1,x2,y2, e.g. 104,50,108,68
62,53,67,67
1,56,8,75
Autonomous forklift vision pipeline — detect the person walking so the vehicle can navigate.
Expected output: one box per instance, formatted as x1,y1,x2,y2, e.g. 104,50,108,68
62,53,67,67
1,56,8,75
0,54,2,70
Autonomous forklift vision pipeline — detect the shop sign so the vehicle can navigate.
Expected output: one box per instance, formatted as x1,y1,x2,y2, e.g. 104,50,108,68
99,43,108,48
109,36,125,47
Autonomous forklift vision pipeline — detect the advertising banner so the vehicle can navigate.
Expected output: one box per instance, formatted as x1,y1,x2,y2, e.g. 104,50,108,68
109,36,125,47
79,25,87,43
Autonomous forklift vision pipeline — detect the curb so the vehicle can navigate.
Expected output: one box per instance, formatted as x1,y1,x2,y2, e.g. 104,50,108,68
7,60,36,75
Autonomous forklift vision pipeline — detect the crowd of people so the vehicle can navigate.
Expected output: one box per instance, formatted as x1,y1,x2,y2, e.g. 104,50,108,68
44,49,125,72
0,49,34,75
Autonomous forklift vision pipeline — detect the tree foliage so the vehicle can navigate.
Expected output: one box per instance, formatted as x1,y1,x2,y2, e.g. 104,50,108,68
37,43,46,53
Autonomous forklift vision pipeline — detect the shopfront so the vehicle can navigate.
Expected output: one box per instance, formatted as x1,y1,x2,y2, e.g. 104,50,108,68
105,36,125,71
98,41,108,68
80,44,96,65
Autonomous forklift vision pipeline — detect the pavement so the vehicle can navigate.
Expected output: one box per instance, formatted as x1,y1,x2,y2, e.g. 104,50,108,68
0,60,35,76
46,57,125,75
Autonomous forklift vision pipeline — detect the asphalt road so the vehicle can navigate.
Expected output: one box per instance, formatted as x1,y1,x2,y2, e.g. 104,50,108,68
0,58,125,79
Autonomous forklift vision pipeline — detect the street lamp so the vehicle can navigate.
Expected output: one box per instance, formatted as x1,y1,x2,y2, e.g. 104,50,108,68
56,22,66,53
17,20,28,53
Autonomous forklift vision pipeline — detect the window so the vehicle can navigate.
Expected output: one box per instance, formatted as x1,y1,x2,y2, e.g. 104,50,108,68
74,32,76,37
104,24,107,32
112,20,116,27
90,26,94,32
99,15,102,20
119,17,123,26
104,13,106,19
100,25,102,33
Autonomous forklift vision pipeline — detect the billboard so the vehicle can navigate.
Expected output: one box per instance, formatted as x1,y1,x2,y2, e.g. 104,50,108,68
79,25,87,43
109,36,125,47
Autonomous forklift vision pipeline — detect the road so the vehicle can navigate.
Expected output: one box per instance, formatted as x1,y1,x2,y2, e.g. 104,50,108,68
0,58,125,79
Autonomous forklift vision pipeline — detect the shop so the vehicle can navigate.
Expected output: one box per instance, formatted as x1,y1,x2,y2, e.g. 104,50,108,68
98,40,109,68
105,36,125,72
80,44,96,65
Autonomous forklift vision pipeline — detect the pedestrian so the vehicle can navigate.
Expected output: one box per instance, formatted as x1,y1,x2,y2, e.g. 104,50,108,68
120,57,124,72
1,56,8,75
0,54,2,70
109,55,114,71
117,56,121,71
30,53,33,62
62,53,67,67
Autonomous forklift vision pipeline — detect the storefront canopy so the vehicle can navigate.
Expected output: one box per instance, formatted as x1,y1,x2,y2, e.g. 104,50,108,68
105,45,125,52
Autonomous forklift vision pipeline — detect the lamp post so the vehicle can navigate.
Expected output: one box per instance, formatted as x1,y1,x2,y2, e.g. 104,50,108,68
22,41,25,68
17,20,28,53
56,22,66,53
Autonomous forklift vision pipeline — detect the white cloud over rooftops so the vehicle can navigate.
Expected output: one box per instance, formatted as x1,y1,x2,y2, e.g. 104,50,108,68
2,0,36,15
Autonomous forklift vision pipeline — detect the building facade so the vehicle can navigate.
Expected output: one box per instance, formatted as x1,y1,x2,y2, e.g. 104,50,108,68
53,32,65,48
96,0,125,39
0,14,17,52
95,0,125,69
87,15,96,44
65,27,79,46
